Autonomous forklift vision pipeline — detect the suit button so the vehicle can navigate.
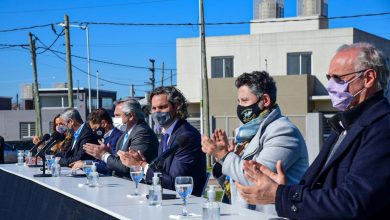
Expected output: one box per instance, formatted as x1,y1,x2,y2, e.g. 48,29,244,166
291,204,298,212
292,192,299,199
316,182,322,187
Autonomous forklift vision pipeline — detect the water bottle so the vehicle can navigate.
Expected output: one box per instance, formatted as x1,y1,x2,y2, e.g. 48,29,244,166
149,172,162,206
52,158,61,177
202,185,220,220
17,150,24,165
89,163,99,187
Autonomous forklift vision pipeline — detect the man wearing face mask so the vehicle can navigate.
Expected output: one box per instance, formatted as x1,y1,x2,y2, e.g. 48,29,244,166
118,86,207,197
234,43,390,219
201,71,308,214
70,108,123,174
83,98,158,177
57,108,97,166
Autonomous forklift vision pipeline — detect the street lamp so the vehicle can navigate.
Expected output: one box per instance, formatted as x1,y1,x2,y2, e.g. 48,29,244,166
58,23,92,113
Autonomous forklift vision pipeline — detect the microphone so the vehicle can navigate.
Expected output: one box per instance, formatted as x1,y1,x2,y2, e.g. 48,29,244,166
29,133,50,153
149,136,187,170
35,132,65,157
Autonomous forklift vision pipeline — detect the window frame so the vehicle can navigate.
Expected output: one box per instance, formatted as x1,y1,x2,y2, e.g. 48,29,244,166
211,56,234,78
287,52,312,75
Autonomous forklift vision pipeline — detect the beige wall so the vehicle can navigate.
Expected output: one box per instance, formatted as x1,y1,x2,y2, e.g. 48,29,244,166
205,75,314,137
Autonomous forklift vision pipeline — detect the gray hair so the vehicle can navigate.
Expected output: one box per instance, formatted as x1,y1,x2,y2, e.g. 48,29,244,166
337,42,390,92
61,108,83,124
121,98,145,121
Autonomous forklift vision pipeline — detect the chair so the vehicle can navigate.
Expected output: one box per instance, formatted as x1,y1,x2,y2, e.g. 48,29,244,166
201,172,211,198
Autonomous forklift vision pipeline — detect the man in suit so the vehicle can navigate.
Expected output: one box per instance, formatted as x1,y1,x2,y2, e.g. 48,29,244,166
70,108,123,174
83,98,158,177
235,42,390,219
57,108,97,167
118,86,207,197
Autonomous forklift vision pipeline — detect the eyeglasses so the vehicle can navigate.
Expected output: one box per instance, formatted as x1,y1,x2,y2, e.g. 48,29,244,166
326,69,367,83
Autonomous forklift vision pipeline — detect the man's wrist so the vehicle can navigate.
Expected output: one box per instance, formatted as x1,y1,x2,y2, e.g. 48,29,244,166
216,150,229,162
101,152,111,163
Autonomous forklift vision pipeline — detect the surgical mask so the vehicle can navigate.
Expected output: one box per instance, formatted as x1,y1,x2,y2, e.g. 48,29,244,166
113,117,127,132
237,100,262,124
326,74,365,111
56,125,67,134
152,112,174,127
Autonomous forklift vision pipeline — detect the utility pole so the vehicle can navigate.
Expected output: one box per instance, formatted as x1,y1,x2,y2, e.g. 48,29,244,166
96,70,99,109
149,59,155,92
200,0,211,166
170,69,173,86
29,32,42,137
161,62,165,87
64,14,74,108
131,84,135,97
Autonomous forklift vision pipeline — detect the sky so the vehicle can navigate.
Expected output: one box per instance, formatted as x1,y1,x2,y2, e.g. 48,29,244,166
0,0,389,102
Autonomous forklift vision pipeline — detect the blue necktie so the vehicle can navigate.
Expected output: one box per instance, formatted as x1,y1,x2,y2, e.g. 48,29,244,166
121,132,129,151
161,133,169,152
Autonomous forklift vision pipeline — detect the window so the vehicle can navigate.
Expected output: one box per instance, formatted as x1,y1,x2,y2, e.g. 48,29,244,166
41,95,77,108
102,98,113,109
211,56,234,78
287,52,312,75
20,122,36,140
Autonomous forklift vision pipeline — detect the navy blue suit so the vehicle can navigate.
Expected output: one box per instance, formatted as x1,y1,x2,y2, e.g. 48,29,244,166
276,92,390,219
95,127,123,174
146,119,207,197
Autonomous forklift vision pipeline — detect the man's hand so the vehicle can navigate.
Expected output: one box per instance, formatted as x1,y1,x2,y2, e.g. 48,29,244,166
117,149,147,168
83,140,110,159
201,129,229,160
235,160,285,205
70,160,84,170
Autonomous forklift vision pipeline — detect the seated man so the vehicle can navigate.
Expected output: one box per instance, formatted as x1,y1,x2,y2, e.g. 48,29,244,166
58,108,97,166
83,98,158,177
118,86,207,197
71,108,123,174
235,42,390,219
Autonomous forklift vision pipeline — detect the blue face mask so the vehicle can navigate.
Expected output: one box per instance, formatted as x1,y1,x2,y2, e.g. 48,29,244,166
152,112,174,127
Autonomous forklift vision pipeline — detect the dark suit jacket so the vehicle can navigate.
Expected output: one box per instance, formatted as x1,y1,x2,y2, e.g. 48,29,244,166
146,119,207,197
106,120,158,177
95,127,123,174
59,124,98,166
275,92,390,219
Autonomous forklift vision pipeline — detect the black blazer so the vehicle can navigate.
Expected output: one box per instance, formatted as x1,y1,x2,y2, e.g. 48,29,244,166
106,120,158,177
59,124,97,166
275,92,390,219
146,119,207,197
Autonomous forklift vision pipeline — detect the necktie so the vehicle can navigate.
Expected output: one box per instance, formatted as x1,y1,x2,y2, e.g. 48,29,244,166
121,132,129,151
161,133,169,152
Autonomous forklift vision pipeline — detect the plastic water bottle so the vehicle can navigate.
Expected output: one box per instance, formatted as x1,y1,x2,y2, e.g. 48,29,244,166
149,172,162,206
52,158,61,177
17,150,24,165
202,185,220,220
89,163,99,187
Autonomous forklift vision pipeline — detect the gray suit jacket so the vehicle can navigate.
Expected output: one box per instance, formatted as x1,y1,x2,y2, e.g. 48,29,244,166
106,120,158,177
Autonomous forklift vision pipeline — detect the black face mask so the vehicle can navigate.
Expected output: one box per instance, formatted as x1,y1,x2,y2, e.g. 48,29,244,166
237,101,261,124
95,127,105,139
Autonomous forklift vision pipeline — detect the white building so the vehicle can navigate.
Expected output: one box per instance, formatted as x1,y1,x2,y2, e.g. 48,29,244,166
176,0,389,162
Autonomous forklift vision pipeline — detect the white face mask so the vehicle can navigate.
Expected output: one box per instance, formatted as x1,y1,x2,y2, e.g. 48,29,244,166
113,117,127,132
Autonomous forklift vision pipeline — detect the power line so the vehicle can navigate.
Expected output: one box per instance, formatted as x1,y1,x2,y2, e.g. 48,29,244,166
0,23,56,33
36,29,64,54
74,12,390,26
1,12,388,33
33,35,146,87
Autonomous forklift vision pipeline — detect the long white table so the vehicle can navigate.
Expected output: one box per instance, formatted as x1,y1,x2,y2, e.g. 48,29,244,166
0,164,278,220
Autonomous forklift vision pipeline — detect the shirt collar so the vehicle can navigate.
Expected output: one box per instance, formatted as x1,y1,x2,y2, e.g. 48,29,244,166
161,119,179,137
126,123,137,136
73,123,85,139
103,128,114,139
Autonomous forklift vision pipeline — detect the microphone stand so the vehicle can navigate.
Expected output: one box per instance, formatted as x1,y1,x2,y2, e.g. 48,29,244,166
33,154,52,177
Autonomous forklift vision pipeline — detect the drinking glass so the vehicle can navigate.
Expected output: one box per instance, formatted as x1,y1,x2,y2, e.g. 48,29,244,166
175,176,193,216
82,160,94,185
46,154,55,173
129,165,144,196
